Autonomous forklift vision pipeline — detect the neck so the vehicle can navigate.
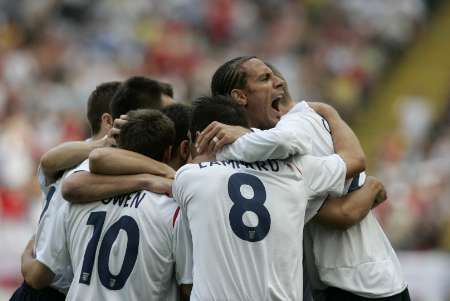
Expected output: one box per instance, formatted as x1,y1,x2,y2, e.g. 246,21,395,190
167,158,179,171
191,152,215,164
92,128,109,141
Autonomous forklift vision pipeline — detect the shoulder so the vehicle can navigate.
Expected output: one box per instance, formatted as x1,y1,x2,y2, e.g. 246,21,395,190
288,101,314,114
281,102,322,127
138,191,177,216
65,159,90,178
151,194,178,217
175,163,200,179
143,193,179,236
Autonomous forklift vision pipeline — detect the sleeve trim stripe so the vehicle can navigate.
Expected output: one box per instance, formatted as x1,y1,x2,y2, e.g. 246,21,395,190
172,207,180,227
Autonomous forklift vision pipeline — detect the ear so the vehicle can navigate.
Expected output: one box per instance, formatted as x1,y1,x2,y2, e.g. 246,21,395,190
162,146,172,164
179,139,190,163
231,89,247,106
101,113,113,129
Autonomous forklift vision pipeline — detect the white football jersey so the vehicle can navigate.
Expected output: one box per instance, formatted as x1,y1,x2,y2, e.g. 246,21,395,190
218,101,407,297
34,165,78,294
173,155,346,301
38,159,192,300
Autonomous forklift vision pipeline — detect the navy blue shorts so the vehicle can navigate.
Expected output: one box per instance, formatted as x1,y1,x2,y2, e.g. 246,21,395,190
10,281,65,301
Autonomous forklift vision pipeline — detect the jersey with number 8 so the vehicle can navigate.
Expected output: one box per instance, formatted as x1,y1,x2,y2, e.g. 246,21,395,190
173,155,346,301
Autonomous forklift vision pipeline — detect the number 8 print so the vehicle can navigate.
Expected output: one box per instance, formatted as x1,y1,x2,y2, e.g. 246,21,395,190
228,173,271,242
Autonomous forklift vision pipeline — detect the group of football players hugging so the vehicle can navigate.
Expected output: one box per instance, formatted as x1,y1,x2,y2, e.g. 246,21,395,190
10,56,410,301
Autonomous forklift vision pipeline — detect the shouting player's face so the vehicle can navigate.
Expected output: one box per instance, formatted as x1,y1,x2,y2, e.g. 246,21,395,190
238,58,285,130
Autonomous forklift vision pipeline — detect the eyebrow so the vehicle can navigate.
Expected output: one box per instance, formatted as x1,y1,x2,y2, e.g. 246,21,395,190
257,70,272,79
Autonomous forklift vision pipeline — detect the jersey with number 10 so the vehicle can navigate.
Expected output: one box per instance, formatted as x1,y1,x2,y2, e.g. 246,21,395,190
173,155,346,301
38,172,192,301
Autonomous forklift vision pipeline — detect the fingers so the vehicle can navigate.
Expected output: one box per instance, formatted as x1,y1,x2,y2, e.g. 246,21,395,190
107,116,129,146
374,188,388,207
197,122,222,153
213,133,229,153
196,122,250,154
108,127,120,138
196,122,216,148
113,117,128,129
207,132,221,154
106,127,120,147
378,188,387,203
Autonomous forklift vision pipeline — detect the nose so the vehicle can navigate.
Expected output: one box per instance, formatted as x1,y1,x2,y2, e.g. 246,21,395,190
273,75,285,89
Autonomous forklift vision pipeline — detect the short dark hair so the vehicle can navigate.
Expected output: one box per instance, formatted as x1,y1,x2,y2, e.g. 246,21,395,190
161,104,192,156
111,76,164,119
87,81,121,135
118,109,175,161
158,81,174,98
211,56,256,96
190,95,249,142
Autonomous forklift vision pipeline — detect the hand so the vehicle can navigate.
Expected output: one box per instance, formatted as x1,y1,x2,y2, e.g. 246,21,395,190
366,176,387,208
92,135,115,148
196,121,250,154
22,235,36,258
374,186,387,207
107,115,129,146
141,174,173,197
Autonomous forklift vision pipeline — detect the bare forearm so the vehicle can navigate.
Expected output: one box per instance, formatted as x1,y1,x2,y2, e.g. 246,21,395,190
40,140,105,184
314,177,381,230
22,259,54,289
62,172,149,203
21,238,54,289
89,147,175,179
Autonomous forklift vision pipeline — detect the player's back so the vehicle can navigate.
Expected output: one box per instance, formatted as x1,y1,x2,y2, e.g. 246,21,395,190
174,158,316,301
298,104,407,297
63,190,180,301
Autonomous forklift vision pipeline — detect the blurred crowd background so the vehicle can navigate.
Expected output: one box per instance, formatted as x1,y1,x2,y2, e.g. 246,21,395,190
0,0,449,300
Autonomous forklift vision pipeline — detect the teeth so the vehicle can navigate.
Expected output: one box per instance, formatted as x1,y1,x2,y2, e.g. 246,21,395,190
272,96,282,102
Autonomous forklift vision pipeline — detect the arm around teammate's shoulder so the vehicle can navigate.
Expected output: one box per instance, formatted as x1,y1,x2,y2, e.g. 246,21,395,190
62,171,153,203
89,147,175,179
310,103,365,178
40,139,108,186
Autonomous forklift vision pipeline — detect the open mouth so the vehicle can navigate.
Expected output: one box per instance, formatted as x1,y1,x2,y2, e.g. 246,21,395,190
271,95,282,112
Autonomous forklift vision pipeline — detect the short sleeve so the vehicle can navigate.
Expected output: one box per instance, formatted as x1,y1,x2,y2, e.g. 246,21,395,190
304,196,327,224
172,210,193,284
37,164,49,195
65,159,90,178
172,164,197,208
35,203,71,276
288,101,314,114
297,154,347,198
